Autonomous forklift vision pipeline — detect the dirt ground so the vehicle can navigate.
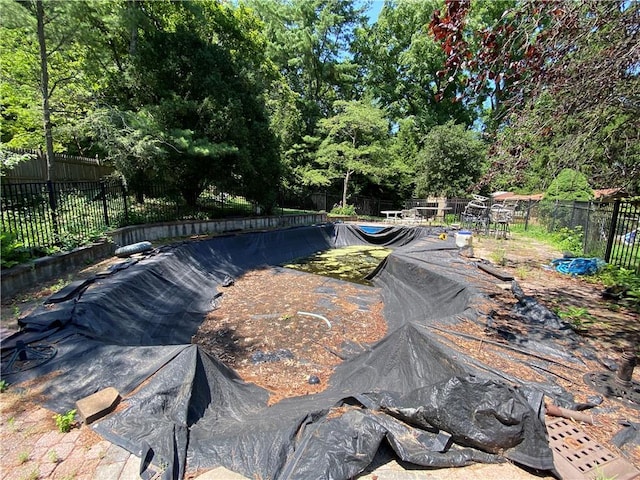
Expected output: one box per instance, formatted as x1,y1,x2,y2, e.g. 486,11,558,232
469,233,640,469
1,229,639,477
471,233,640,358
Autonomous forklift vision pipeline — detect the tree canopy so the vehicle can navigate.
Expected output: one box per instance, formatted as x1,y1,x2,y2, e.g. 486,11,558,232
414,121,486,198
1,0,637,203
314,100,390,206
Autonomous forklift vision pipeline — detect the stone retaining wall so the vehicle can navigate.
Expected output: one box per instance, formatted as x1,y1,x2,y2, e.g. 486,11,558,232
1,213,327,302
109,213,326,246
1,241,116,301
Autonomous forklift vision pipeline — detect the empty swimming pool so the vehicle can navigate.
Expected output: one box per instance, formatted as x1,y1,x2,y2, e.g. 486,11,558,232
2,224,558,479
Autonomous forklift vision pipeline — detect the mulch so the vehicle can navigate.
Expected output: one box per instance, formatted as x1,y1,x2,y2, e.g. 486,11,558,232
191,266,387,404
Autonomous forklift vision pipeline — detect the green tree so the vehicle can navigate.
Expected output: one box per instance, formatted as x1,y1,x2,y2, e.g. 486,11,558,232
354,0,475,137
0,1,110,173
544,169,594,203
247,0,367,133
126,25,280,207
486,93,640,194
314,100,390,206
539,168,594,232
414,121,486,198
74,2,282,209
430,0,639,194
83,108,168,203
384,117,420,200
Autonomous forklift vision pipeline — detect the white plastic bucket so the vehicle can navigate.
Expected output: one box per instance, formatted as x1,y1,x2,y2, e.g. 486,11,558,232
455,230,473,248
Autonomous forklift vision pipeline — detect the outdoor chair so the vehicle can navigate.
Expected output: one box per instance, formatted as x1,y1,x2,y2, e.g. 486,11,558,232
489,203,515,238
401,209,418,224
461,199,489,233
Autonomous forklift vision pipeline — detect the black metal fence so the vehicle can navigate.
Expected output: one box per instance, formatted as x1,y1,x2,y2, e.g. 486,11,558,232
533,199,639,273
305,192,396,216
1,179,256,252
2,178,638,273
2,179,127,251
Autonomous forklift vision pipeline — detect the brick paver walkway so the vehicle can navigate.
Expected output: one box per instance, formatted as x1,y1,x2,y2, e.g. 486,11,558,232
1,390,555,480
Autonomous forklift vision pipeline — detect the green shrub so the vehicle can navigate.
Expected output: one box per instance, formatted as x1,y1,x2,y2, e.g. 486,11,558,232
538,169,594,231
0,231,31,269
330,204,357,216
595,265,640,312
552,226,584,256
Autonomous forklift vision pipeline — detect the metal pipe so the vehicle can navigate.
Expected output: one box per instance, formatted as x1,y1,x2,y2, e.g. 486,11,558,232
615,350,637,388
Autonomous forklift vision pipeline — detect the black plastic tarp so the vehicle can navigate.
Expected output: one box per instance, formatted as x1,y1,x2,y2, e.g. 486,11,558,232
2,224,574,479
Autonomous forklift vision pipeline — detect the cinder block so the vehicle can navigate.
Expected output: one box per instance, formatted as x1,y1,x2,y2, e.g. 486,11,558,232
76,387,120,425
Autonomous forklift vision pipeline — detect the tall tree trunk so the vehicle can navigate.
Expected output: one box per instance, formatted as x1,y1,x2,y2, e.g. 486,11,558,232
342,170,351,207
35,0,55,182
128,0,138,56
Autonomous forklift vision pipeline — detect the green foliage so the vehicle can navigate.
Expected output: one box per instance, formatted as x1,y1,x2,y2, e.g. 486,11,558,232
47,450,59,464
53,409,76,433
0,147,36,176
17,451,30,464
354,0,475,130
557,306,596,332
20,467,40,480
552,227,584,256
119,19,280,209
315,100,391,205
489,247,507,266
0,380,7,393
456,1,639,194
544,169,594,202
595,265,640,312
330,204,357,216
538,170,593,231
0,1,109,151
414,121,487,197
1,231,32,269
248,0,367,132
513,224,584,256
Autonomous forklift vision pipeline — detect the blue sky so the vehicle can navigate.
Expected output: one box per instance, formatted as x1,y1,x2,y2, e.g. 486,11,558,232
365,0,384,24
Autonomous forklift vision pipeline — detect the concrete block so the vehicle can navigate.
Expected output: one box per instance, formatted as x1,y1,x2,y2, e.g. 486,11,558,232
76,387,120,425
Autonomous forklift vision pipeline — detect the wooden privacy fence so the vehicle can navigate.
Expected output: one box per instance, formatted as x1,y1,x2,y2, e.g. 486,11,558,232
3,148,114,182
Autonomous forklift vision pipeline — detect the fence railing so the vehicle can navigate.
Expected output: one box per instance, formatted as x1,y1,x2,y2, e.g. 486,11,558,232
1,179,258,252
306,192,395,216
2,179,638,273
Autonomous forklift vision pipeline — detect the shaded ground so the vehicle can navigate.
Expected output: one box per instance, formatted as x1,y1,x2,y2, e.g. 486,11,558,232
1,229,639,478
472,233,639,358
470,233,640,468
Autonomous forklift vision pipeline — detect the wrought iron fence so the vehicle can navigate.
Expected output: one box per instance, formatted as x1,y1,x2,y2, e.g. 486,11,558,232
1,179,255,251
2,178,638,273
1,179,127,251
528,199,639,272
302,192,395,216
605,200,640,272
